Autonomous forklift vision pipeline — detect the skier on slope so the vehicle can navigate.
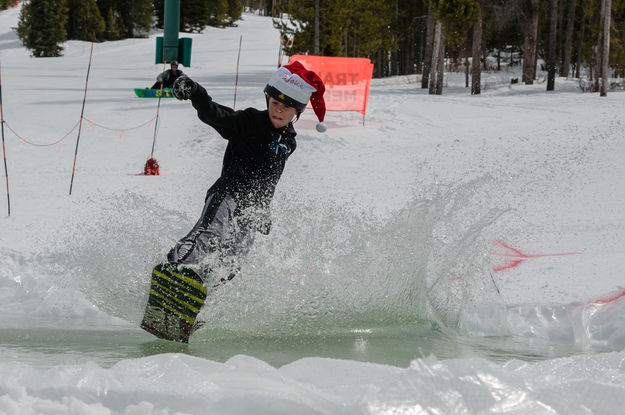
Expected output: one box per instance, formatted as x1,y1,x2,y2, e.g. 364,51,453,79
167,61,327,282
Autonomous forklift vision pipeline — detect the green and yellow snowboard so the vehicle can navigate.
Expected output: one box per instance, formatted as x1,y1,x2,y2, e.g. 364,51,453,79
134,88,174,98
140,263,207,343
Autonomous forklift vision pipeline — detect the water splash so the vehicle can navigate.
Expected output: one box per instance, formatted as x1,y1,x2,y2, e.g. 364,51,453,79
193,179,508,337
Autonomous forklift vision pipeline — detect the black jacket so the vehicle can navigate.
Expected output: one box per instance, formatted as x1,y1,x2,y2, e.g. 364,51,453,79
190,84,297,221
152,69,185,89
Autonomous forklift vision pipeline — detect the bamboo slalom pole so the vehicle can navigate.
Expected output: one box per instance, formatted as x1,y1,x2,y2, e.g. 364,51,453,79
0,62,10,216
149,60,167,159
233,35,242,110
144,60,168,176
69,42,94,195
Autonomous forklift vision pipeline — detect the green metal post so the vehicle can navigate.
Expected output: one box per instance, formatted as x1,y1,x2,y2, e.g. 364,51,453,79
163,0,180,63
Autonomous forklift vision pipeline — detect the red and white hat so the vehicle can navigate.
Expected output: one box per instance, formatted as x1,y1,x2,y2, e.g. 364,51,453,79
264,61,327,132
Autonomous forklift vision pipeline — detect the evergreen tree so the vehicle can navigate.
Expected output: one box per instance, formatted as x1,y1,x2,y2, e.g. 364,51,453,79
181,0,212,32
561,0,577,76
483,0,524,70
226,0,243,25
429,0,479,47
611,0,625,77
204,0,230,27
96,0,152,38
155,0,240,32
394,0,428,76
67,0,105,42
153,0,164,28
276,0,397,76
117,0,153,37
131,0,154,36
16,0,69,57
103,7,124,40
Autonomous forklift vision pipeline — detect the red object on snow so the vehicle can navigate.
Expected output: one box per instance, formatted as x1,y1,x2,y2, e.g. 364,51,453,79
144,157,160,176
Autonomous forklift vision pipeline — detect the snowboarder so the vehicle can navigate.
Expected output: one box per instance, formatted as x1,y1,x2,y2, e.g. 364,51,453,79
140,61,327,343
150,61,184,89
166,61,327,282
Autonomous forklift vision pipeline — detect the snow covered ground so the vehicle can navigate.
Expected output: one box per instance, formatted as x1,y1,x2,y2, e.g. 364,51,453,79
2,4,625,414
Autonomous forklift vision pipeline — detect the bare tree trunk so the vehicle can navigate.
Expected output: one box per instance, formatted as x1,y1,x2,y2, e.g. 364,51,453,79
575,5,585,78
523,0,540,84
594,0,605,90
547,0,558,91
314,0,320,55
422,9,434,89
561,0,577,77
600,0,612,96
436,28,445,95
429,20,442,94
465,57,470,87
471,6,482,95
410,29,416,74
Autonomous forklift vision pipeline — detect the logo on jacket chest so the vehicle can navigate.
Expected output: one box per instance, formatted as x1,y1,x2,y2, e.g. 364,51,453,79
268,131,292,155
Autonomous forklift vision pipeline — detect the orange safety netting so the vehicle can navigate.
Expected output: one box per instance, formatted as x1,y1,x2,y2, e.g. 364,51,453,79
289,55,374,115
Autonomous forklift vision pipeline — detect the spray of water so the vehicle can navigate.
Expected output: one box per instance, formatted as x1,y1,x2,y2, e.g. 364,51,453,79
191,178,508,338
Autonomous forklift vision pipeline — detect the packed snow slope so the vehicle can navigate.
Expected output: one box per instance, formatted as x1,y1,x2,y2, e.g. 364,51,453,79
1,4,625,414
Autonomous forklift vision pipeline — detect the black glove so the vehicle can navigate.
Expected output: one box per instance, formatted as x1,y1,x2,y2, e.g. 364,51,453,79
172,75,197,100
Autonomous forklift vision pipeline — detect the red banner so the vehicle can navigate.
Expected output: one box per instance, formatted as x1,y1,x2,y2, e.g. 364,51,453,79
289,55,374,115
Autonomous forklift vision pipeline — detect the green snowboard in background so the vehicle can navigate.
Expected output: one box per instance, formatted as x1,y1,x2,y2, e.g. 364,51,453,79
134,88,174,98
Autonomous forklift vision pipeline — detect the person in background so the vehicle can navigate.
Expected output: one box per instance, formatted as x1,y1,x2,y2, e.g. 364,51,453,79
150,61,184,89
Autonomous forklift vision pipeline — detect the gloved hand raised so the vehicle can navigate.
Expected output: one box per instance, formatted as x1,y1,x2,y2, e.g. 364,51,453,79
172,75,197,100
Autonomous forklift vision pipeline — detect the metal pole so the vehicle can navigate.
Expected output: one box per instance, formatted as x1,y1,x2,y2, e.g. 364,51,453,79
163,0,181,63
69,42,94,196
0,62,10,216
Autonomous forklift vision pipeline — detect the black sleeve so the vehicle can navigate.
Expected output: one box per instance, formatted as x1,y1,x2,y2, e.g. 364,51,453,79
189,84,258,140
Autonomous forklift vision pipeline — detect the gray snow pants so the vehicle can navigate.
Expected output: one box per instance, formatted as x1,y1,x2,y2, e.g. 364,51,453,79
167,191,255,283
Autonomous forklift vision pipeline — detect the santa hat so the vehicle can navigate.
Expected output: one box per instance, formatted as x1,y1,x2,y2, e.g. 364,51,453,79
264,61,327,132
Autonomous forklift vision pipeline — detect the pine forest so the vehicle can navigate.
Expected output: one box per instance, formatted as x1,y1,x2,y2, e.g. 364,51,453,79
9,0,624,95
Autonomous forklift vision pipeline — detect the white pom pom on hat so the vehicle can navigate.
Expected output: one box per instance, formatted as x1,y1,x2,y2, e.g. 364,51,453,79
265,61,327,132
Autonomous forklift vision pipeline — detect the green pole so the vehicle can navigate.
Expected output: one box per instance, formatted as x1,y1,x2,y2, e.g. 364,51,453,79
163,0,180,63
